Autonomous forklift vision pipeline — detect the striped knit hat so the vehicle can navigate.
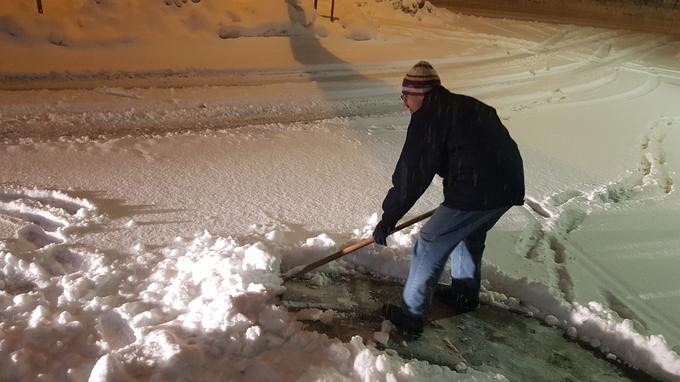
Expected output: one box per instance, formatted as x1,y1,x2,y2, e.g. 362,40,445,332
402,61,441,96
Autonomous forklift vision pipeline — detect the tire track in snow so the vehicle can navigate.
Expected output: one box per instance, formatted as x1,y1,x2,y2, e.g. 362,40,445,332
447,28,673,114
489,35,673,113
0,27,671,143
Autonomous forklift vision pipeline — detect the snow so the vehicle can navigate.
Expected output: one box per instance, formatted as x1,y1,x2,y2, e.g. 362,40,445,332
1,0,680,381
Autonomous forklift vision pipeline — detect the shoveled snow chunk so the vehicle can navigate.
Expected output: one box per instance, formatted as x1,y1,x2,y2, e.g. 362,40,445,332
265,230,284,241
88,354,132,382
328,342,352,364
242,243,277,271
545,314,560,327
373,330,390,345
566,326,578,339
296,308,334,325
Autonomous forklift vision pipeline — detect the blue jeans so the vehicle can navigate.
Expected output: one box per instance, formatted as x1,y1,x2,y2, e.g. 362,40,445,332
402,205,510,317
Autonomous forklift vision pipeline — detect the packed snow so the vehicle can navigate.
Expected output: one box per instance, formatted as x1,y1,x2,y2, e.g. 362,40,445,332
1,0,680,381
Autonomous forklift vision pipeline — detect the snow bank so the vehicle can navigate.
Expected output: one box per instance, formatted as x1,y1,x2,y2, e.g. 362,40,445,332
0,186,508,381
482,265,680,382
339,207,680,381
0,0,447,75
0,0,441,44
0,0,318,46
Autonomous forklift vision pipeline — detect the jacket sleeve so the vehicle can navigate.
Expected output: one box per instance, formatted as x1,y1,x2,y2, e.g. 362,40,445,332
380,114,439,229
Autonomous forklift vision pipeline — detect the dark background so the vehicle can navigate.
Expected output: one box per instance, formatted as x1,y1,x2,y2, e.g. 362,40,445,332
431,0,680,35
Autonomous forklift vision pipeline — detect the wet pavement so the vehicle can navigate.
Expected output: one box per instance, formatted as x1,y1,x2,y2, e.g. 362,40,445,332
282,274,657,381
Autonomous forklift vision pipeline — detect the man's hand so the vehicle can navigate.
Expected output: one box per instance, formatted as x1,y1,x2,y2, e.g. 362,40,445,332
372,220,393,246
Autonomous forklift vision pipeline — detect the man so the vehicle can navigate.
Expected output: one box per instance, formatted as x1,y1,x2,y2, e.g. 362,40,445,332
373,61,525,336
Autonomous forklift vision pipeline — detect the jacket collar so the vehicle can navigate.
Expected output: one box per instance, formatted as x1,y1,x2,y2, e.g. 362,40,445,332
414,85,449,116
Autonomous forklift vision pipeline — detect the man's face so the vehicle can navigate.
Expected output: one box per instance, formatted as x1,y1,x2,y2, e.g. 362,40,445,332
402,93,425,114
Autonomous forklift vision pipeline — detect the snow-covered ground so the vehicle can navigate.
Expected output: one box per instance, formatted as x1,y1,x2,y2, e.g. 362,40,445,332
1,1,680,381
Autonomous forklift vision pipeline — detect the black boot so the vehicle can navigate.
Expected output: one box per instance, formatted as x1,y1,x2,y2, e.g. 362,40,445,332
434,280,480,313
383,303,424,336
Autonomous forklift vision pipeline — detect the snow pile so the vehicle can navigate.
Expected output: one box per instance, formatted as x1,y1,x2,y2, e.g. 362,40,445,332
482,265,680,382
389,0,437,17
0,187,508,381
0,0,451,74
0,0,319,46
0,187,104,380
0,0,442,44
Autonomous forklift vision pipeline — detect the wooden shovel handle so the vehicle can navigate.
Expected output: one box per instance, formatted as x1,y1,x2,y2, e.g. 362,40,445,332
283,209,435,280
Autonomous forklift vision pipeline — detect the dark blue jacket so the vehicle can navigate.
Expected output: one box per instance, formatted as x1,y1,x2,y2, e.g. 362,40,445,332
381,85,525,228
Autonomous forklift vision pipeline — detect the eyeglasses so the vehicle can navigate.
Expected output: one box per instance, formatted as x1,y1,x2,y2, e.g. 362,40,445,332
400,94,407,102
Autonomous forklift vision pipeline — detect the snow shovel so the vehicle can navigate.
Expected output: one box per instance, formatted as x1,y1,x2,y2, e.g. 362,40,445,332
283,209,435,281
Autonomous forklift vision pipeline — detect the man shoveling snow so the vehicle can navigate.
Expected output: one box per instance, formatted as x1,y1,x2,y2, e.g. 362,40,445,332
373,61,525,336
